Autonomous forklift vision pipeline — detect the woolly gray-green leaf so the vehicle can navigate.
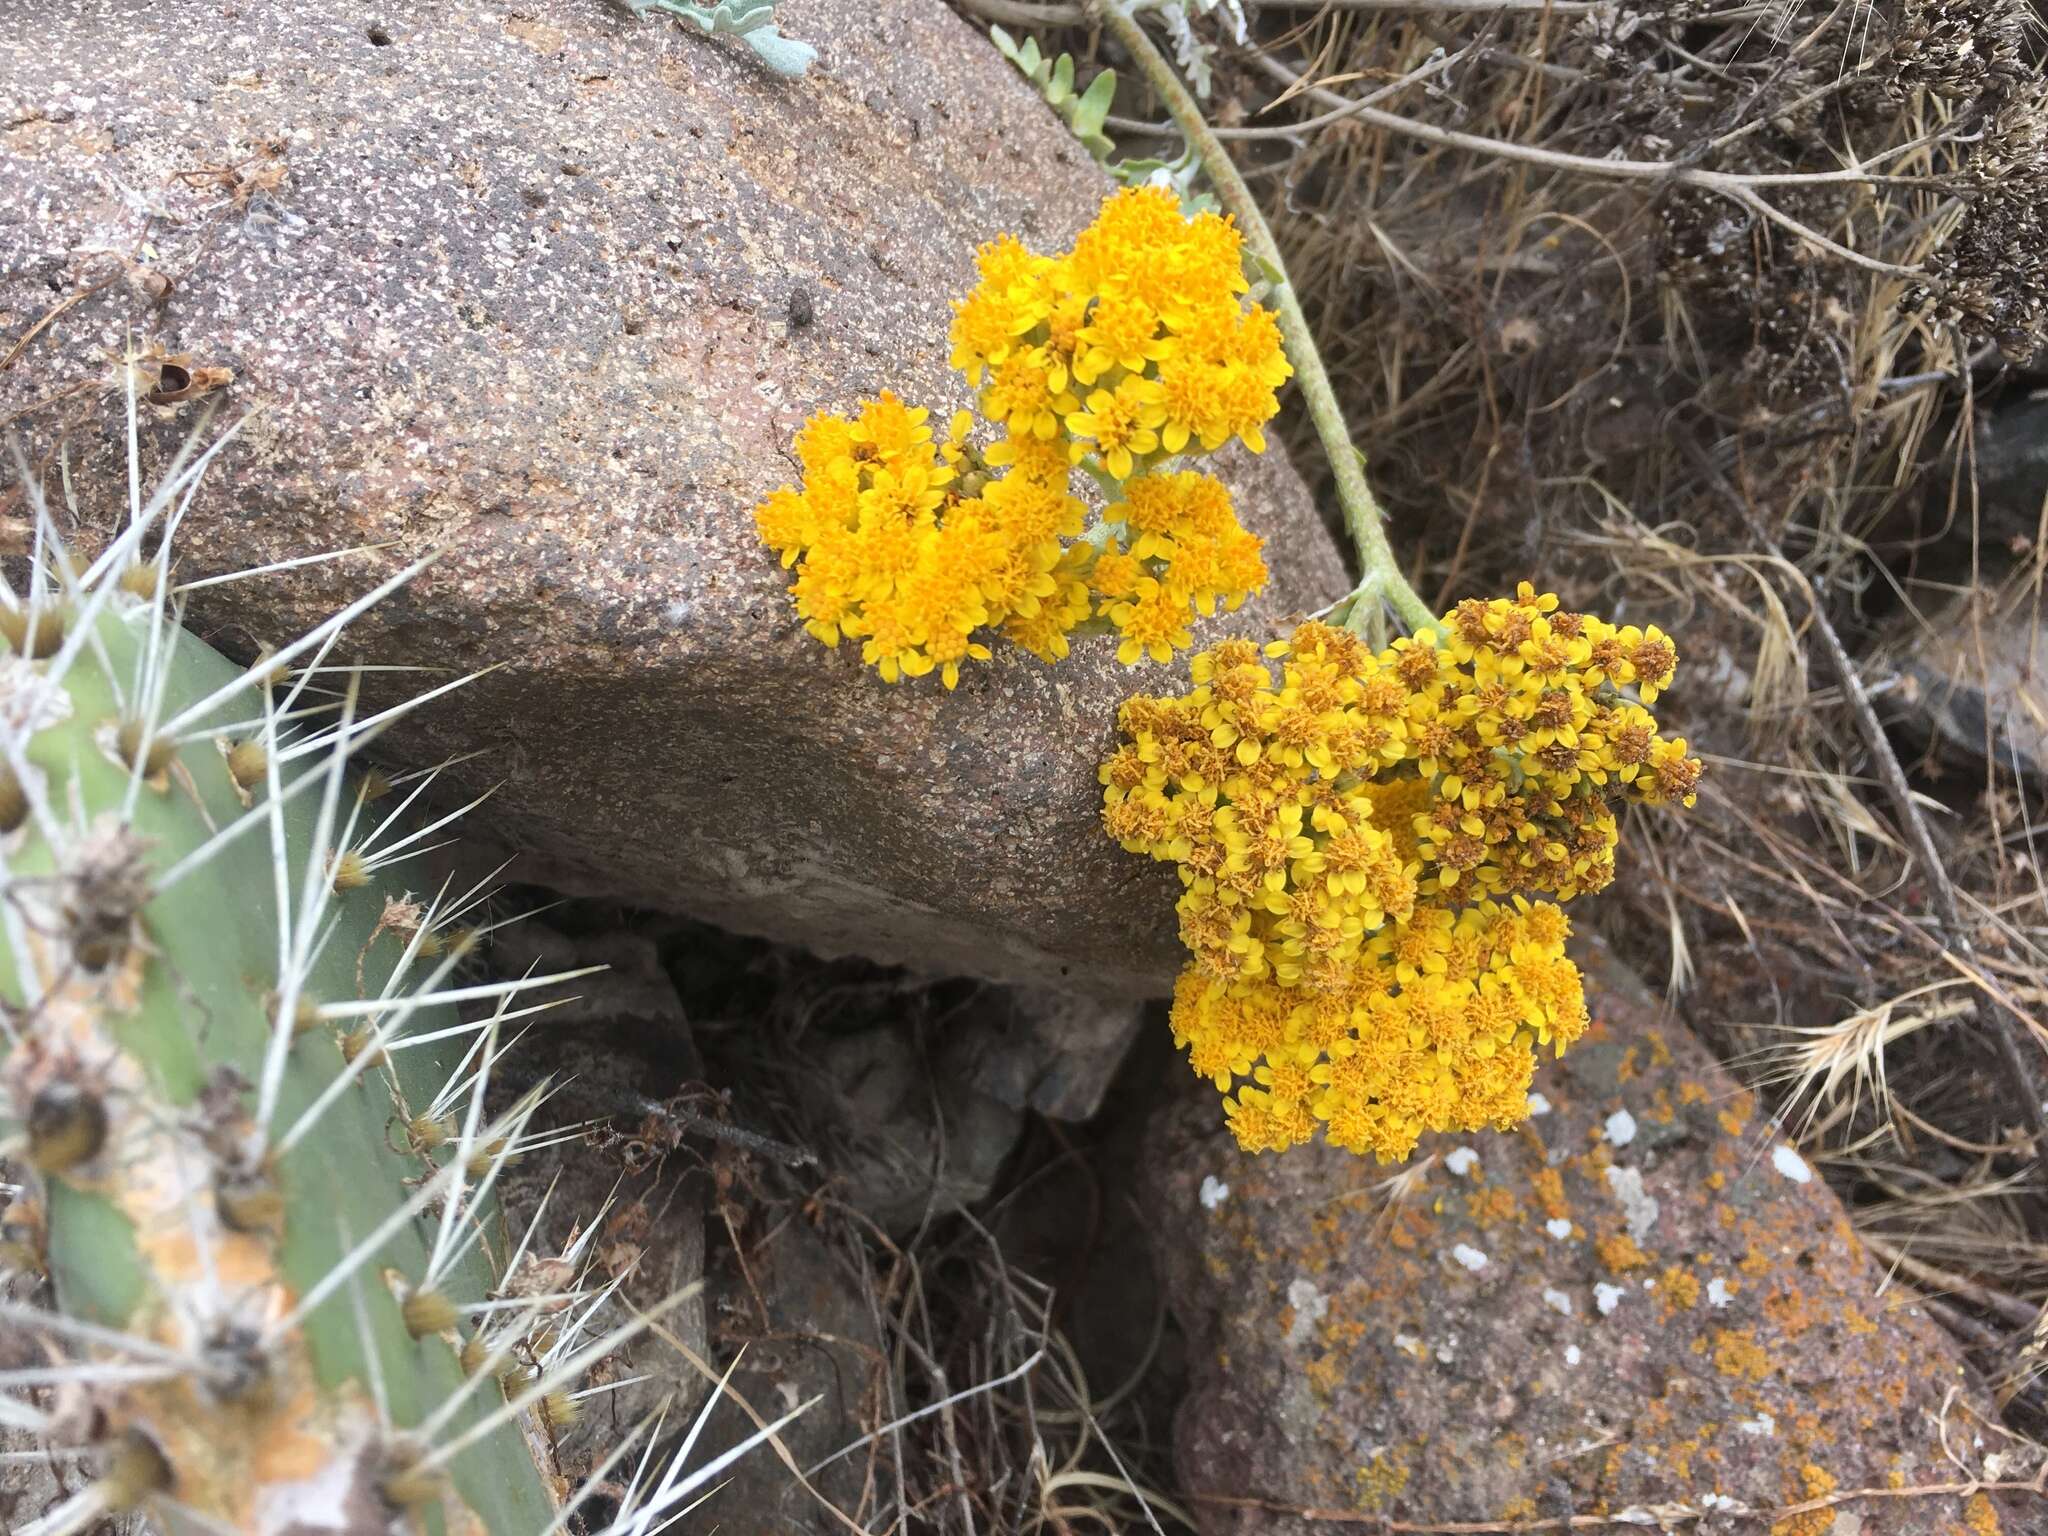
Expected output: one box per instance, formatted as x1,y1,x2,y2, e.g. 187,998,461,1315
618,0,816,78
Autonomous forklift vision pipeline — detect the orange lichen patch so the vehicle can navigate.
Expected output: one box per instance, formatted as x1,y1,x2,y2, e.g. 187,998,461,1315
1498,1496,1538,1522
1678,1080,1709,1106
1616,1045,1641,1083
249,1385,332,1484
1645,1031,1673,1069
1843,1306,1878,1337
148,1224,281,1291
127,1365,348,1528
1769,1463,1837,1536
1662,1422,1721,1481
1386,1206,1434,1249
1306,1352,1344,1398
1707,1171,1725,1191
1468,1184,1521,1227
1657,1266,1700,1312
1717,1107,1748,1138
1531,1166,1571,1222
1713,1328,1773,1381
1965,1491,2003,1535
1764,1284,1822,1341
1597,1233,1652,1272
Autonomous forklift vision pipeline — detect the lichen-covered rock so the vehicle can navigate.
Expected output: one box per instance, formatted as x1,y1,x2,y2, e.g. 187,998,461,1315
1142,937,2029,1534
0,0,1350,1000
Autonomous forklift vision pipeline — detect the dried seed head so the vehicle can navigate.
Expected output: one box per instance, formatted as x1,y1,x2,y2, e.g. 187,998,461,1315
0,603,67,659
27,1081,108,1173
115,718,177,780
0,764,27,834
225,739,268,790
101,1428,173,1512
401,1287,460,1340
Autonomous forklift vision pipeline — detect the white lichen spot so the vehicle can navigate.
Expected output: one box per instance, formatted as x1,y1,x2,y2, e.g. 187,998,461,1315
1771,1144,1813,1184
1542,1287,1573,1317
1199,1174,1230,1211
1736,1411,1777,1437
1444,1147,1480,1177
1604,1165,1661,1242
1594,1282,1626,1315
1526,1091,1553,1117
1285,1278,1328,1345
1450,1244,1489,1273
1393,1331,1426,1358
1564,1344,1582,1366
1435,1339,1457,1364
1701,1493,1742,1512
1707,1277,1733,1309
1545,1217,1574,1240
1603,1108,1638,1147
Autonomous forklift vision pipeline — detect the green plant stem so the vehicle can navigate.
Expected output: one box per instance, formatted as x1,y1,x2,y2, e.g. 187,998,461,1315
1093,2,1437,637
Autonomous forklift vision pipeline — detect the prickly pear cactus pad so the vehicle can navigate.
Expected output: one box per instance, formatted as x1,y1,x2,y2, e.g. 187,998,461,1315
0,411,807,1536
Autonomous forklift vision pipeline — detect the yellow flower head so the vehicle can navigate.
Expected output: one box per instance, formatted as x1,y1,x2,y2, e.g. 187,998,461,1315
756,186,1289,683
1102,599,1700,1162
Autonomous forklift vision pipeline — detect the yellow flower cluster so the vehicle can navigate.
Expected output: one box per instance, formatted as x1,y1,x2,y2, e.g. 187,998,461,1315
753,188,1282,685
1100,586,1702,1161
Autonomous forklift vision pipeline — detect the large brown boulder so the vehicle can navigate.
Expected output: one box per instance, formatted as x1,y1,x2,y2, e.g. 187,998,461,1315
1142,936,2029,1533
0,0,1350,998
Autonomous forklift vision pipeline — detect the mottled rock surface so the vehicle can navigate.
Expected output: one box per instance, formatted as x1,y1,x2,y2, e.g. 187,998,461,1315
951,985,1150,1122
1142,936,2030,1533
804,1020,1025,1232
0,0,1349,1000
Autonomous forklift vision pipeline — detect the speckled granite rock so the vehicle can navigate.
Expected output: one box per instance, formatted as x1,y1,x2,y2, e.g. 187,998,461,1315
1142,936,2033,1534
0,0,1351,999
